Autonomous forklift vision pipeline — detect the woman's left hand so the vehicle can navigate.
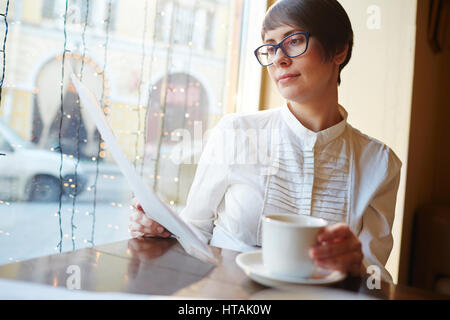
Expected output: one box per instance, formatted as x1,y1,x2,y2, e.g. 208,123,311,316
309,223,364,276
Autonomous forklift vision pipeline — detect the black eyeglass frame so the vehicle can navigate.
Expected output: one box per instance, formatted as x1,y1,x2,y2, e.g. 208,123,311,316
254,32,311,67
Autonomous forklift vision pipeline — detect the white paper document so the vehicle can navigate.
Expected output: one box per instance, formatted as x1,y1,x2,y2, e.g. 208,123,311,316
70,72,217,264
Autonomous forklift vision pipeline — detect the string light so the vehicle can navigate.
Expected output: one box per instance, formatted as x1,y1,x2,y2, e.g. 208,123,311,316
90,0,113,247
169,0,200,207
71,0,91,252
55,0,70,254
0,0,10,109
133,0,149,169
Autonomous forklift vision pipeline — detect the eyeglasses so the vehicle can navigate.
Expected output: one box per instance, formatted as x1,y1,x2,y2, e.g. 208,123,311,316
254,32,310,67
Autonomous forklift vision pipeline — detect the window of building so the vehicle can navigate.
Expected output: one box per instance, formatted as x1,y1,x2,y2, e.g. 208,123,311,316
204,8,215,51
40,0,117,32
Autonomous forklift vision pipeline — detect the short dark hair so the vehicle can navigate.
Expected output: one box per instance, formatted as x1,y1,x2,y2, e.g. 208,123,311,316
262,0,354,85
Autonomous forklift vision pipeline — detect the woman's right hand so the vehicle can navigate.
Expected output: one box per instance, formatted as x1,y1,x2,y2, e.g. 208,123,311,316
129,198,172,238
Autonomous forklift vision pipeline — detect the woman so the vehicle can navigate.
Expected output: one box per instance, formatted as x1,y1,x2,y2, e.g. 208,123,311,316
129,0,401,282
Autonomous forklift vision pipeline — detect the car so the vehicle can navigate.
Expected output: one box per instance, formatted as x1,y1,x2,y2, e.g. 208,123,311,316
0,121,87,202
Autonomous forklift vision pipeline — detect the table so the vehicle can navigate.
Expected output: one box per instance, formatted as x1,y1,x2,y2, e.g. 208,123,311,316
0,237,448,300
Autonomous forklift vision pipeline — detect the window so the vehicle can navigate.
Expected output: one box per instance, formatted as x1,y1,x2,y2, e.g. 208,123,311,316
204,9,215,50
0,0,268,265
40,0,117,32
41,0,89,24
154,0,217,50
41,0,56,20
173,5,195,46
154,0,171,43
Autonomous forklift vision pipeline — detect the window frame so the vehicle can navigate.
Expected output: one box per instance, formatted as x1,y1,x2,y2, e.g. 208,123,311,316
234,0,267,114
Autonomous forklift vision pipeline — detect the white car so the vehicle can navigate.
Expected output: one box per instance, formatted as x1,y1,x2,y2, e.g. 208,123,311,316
0,121,87,202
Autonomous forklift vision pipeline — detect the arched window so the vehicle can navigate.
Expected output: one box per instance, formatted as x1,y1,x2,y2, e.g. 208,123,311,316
33,55,107,160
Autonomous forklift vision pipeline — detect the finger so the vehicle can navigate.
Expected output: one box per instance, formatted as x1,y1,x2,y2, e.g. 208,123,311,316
146,221,164,234
317,223,352,242
131,198,144,212
140,214,154,227
130,231,144,238
310,238,362,260
348,263,364,277
160,230,172,238
155,225,171,237
140,222,166,236
142,226,158,235
143,227,171,238
316,251,363,272
317,251,363,269
130,210,142,222
129,222,145,233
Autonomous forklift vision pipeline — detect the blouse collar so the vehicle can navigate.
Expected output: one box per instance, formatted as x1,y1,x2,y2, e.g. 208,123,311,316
280,101,348,150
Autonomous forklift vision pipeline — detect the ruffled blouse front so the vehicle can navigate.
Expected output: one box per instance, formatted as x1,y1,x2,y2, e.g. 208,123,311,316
179,103,402,282
263,104,351,224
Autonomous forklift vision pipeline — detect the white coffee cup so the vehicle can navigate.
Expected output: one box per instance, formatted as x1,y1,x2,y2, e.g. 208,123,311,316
262,213,327,279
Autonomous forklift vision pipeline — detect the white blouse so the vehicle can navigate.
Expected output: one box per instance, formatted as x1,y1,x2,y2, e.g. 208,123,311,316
179,103,402,282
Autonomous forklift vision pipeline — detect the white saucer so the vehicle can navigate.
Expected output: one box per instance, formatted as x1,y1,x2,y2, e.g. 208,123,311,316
236,251,346,287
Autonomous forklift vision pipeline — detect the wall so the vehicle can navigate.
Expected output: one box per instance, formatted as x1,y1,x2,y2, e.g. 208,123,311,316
399,0,450,285
258,0,418,283
259,0,283,110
